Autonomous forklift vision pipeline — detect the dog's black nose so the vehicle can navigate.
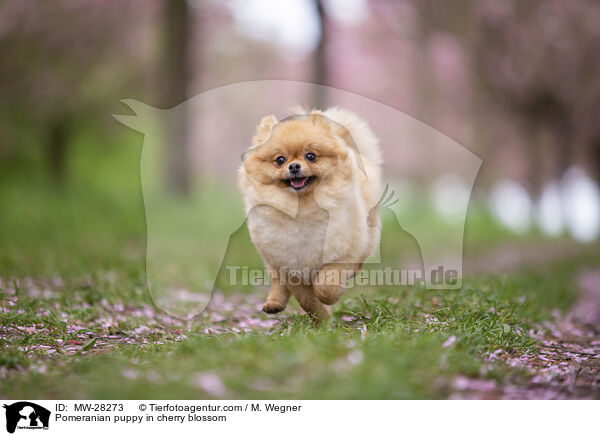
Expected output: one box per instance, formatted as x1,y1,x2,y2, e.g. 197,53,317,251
289,162,301,173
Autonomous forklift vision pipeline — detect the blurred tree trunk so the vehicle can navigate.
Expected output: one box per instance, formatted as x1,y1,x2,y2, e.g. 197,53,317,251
312,0,328,109
593,137,600,181
164,0,191,195
47,118,69,185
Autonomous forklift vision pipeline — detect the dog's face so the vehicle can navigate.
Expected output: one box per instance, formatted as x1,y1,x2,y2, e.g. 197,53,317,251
242,115,350,194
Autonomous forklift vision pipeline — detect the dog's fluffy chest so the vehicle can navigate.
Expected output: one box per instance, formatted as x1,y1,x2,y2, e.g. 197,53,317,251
247,204,328,271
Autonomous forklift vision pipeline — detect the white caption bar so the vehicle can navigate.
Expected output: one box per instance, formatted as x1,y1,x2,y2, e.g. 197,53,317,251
1,400,595,435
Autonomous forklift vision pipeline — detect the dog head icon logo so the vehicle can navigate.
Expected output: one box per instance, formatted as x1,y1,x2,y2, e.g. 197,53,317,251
3,402,50,433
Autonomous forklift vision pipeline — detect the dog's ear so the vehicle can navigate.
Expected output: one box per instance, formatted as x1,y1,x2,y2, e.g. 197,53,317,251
327,120,367,178
252,115,278,146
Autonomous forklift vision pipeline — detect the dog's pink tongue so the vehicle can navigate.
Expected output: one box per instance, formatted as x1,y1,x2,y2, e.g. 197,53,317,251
290,177,307,188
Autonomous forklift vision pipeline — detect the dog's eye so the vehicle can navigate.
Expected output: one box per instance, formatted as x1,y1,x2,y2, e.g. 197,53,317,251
305,152,317,162
275,156,286,166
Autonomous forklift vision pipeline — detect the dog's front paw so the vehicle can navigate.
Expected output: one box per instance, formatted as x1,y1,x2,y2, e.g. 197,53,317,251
262,301,286,314
313,282,342,305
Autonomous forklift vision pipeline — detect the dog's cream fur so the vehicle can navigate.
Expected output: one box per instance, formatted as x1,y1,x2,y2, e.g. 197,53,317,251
237,108,382,320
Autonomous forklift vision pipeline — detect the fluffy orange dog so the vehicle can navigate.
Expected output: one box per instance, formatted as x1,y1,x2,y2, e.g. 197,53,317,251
237,108,382,320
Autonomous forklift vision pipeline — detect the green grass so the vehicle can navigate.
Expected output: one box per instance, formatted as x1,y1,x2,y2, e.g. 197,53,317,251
1,252,593,399
0,130,595,399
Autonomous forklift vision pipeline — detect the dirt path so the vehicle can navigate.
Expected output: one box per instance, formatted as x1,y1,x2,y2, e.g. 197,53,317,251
451,268,600,399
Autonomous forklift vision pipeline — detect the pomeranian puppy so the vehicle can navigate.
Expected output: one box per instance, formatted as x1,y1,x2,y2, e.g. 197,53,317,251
237,107,382,320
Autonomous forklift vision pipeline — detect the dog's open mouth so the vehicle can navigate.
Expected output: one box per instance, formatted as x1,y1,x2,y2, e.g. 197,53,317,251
286,176,315,190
